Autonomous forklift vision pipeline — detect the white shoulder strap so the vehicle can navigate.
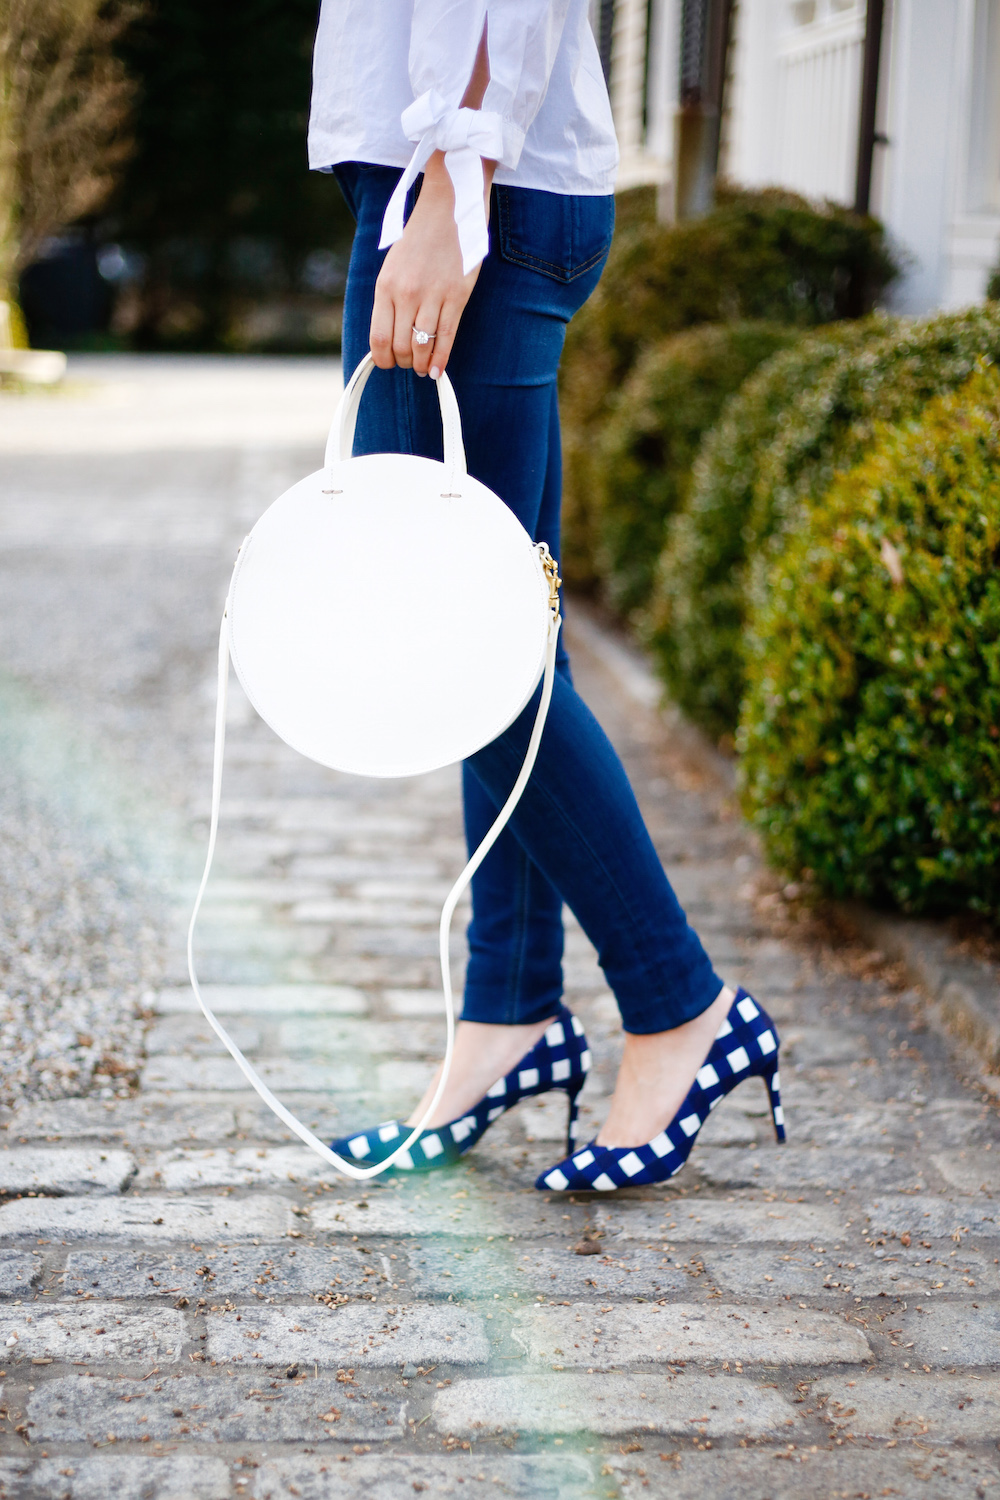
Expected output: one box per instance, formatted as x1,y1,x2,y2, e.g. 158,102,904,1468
187,604,561,1181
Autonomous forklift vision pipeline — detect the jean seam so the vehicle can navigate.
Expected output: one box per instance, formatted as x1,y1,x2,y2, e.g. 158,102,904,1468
505,854,534,1024
498,244,612,280
401,360,416,453
498,245,611,281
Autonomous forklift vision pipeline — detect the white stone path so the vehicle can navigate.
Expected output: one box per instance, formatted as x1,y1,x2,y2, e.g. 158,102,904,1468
0,357,997,1499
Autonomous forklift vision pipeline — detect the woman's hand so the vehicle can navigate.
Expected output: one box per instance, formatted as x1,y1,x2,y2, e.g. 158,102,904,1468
369,151,494,378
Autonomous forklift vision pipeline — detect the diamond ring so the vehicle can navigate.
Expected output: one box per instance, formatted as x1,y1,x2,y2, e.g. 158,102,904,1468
412,326,437,346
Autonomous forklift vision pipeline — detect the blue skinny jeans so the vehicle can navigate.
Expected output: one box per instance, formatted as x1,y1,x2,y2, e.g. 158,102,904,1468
334,161,721,1034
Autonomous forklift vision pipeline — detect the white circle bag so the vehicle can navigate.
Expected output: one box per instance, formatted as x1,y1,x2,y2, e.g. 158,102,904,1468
187,354,562,1180
227,353,556,777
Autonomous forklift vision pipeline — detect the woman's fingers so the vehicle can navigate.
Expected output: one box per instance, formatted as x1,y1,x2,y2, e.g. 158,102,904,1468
372,283,423,371
369,282,396,370
429,298,462,378
411,301,443,377
390,292,419,370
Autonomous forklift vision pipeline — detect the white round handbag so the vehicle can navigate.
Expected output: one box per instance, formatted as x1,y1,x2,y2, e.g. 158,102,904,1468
188,354,562,1180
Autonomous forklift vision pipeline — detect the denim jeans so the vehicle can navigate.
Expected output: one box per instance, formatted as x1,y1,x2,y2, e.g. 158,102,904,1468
334,162,722,1034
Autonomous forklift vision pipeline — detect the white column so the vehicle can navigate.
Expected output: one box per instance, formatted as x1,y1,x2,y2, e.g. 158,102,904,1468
878,0,969,311
940,0,1000,307
610,0,650,184
646,0,681,171
725,0,784,187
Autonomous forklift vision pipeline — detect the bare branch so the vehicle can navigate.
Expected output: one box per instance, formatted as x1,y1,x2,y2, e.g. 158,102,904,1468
0,0,140,292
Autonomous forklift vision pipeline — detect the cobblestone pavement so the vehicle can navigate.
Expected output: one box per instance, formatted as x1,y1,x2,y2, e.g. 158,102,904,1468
0,357,998,1498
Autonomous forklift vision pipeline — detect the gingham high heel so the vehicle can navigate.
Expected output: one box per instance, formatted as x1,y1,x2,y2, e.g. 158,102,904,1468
331,1003,590,1172
536,989,783,1193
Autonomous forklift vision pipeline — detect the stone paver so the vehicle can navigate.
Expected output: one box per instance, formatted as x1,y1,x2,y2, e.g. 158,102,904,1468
2,1096,239,1142
60,1243,382,1299
0,1194,295,1241
310,1184,579,1238
136,1145,334,1190
27,1370,407,1443
607,1448,999,1500
434,1371,794,1436
1,357,999,1496
0,1454,232,1500
815,1373,1000,1440
406,1240,693,1299
0,1148,135,1195
155,983,369,1015
0,1253,39,1295
592,1199,849,1242
205,1302,489,1367
896,1302,1000,1366
933,1150,1000,1193
511,1300,870,1366
865,1194,1000,1238
0,1302,185,1361
704,1243,1000,1298
247,1453,594,1500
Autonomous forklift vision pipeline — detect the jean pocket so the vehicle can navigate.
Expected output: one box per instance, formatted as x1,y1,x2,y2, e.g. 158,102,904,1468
494,186,615,283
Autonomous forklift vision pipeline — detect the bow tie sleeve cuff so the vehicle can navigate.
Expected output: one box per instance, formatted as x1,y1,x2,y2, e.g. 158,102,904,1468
379,98,508,275
481,83,527,170
498,117,526,170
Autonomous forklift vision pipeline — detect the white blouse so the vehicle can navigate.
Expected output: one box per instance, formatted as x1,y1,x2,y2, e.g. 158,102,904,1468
308,0,618,273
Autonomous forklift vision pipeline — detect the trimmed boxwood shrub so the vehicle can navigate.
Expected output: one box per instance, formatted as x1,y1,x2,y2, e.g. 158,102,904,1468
748,305,1000,581
738,366,1000,917
650,302,1000,741
558,187,658,592
558,186,898,591
578,184,896,380
645,319,874,740
590,321,800,617
987,256,1000,302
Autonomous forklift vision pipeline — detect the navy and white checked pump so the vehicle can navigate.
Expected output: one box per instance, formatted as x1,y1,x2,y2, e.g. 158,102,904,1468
536,989,783,1193
330,1002,590,1172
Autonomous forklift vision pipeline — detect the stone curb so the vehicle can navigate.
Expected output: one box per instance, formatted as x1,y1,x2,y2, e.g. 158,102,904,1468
565,597,1000,1077
843,902,1000,1072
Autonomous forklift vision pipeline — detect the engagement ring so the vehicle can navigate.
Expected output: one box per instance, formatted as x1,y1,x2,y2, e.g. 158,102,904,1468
412,326,437,346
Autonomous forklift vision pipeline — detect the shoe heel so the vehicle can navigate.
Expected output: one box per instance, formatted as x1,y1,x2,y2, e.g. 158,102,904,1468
763,1061,786,1143
565,1080,584,1152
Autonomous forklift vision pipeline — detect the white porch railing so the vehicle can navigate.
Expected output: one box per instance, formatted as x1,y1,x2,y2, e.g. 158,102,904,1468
774,1,866,204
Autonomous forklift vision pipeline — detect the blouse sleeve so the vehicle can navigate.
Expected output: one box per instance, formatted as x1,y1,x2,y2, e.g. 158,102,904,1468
379,0,572,275
482,1,573,169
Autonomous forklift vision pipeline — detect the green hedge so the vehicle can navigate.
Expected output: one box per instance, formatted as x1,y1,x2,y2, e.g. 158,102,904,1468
738,366,1000,917
645,320,873,740
578,184,896,380
649,302,1000,741
591,322,800,618
559,186,898,592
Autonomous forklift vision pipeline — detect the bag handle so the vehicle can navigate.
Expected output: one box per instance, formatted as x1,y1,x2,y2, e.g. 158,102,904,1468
324,352,468,490
187,555,561,1181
